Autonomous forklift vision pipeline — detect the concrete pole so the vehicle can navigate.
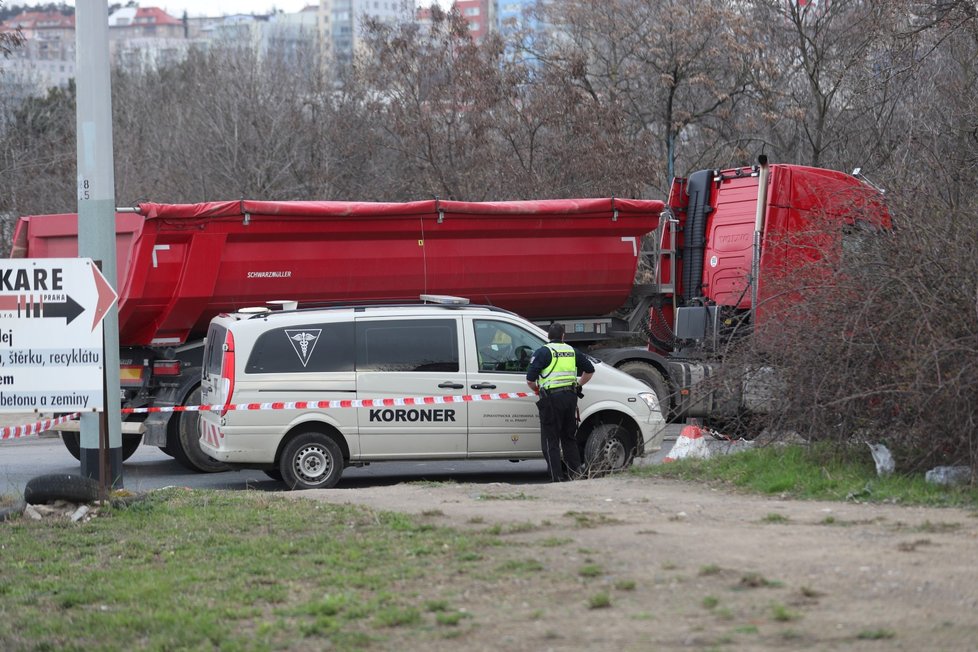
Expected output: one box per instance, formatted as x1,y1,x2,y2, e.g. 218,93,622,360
76,0,123,487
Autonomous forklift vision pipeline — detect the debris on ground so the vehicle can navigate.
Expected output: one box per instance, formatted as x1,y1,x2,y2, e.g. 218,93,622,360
924,466,972,486
663,424,753,462
867,443,895,477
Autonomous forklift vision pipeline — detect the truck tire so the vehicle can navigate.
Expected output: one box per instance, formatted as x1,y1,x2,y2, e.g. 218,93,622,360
168,386,229,474
619,361,671,419
24,474,100,504
583,423,636,476
280,433,344,490
61,431,142,462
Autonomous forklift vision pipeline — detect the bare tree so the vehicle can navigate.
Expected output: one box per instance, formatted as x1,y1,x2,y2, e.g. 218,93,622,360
743,0,911,169
0,82,76,219
112,42,331,203
522,0,754,187
348,8,652,201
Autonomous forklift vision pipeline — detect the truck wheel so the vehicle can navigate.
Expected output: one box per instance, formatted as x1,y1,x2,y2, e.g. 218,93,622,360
619,361,671,419
583,423,636,476
168,386,229,474
61,431,142,462
280,433,344,490
61,432,81,461
121,413,147,460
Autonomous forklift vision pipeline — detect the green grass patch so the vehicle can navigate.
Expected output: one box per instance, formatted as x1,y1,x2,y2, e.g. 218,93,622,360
587,592,611,609
435,611,470,626
736,572,781,589
0,489,533,651
563,511,623,528
477,491,537,501
578,564,603,578
375,606,421,628
630,443,978,507
497,558,544,574
771,602,800,622
857,628,896,640
538,536,573,547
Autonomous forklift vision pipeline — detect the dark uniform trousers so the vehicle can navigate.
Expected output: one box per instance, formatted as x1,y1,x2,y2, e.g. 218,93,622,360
537,387,582,482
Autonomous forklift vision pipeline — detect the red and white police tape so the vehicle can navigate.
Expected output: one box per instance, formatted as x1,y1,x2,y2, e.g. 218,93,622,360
0,391,534,441
0,412,81,441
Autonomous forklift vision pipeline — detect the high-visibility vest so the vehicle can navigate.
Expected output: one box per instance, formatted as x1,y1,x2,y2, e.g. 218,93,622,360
539,343,577,390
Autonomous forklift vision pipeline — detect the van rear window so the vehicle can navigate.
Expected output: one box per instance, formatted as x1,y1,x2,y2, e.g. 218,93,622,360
204,324,227,376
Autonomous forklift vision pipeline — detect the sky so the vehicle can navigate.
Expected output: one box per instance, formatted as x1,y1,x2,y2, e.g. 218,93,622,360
18,1,449,19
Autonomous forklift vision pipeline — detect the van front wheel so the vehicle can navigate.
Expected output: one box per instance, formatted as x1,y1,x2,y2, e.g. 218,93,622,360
583,423,636,476
280,433,343,490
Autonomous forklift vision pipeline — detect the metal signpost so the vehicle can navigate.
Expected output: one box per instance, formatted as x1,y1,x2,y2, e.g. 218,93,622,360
76,0,123,487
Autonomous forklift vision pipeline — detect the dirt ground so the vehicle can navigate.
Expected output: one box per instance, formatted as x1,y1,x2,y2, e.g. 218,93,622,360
294,475,978,651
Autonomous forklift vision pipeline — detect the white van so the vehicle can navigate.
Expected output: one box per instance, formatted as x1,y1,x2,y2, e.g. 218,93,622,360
199,297,666,489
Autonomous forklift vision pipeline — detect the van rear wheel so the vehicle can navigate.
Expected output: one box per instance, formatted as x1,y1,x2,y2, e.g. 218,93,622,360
280,433,343,490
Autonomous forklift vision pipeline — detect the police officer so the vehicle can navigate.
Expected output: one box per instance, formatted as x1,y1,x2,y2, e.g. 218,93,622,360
526,323,594,482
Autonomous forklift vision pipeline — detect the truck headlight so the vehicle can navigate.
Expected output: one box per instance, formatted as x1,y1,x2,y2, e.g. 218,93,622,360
638,392,660,411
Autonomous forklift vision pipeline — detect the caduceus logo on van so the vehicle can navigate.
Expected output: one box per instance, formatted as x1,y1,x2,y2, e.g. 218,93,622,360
285,329,321,367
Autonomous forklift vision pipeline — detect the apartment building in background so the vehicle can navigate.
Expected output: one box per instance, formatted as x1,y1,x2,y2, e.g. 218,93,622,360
0,1,555,100
318,0,413,67
0,9,76,95
453,0,495,42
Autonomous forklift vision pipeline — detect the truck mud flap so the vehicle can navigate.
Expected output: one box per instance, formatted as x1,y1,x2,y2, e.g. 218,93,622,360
141,411,173,447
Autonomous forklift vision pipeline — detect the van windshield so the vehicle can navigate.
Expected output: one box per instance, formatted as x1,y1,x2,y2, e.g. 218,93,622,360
204,324,227,376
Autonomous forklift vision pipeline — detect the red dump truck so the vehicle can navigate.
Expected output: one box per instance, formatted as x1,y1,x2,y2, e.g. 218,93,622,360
10,157,886,470
11,195,663,470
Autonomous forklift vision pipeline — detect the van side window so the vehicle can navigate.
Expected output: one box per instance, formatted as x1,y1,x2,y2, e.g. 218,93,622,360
356,319,459,372
245,322,355,373
474,319,545,373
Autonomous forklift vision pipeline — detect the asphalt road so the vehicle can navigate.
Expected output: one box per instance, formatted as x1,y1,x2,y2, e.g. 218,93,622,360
1,421,679,496
0,434,547,495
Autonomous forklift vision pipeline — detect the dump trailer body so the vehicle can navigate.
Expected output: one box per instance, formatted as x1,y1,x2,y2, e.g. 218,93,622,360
13,198,663,346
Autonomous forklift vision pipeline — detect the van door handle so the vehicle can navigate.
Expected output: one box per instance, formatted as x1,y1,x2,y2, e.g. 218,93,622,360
438,382,464,389
470,383,497,390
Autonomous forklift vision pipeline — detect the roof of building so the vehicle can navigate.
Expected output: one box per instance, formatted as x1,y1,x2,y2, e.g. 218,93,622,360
108,7,182,28
1,10,75,32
